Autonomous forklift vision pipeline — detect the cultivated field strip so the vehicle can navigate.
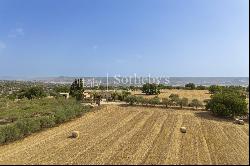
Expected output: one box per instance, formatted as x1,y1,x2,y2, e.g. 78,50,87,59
0,105,248,165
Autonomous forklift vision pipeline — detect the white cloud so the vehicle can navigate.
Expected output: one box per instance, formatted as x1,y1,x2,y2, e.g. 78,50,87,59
8,27,24,38
0,41,6,50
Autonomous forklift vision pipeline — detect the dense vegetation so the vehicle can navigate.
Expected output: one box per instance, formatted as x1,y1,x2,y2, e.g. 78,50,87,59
206,91,248,118
69,79,84,101
17,86,47,99
0,98,90,144
141,83,160,95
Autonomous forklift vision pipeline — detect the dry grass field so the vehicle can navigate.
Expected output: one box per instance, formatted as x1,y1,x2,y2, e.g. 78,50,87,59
0,105,248,165
132,89,211,101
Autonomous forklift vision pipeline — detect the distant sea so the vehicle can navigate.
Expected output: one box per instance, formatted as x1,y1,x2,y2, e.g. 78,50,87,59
0,76,248,87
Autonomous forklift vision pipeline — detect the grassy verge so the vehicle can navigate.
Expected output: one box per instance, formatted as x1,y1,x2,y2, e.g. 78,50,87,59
0,98,91,145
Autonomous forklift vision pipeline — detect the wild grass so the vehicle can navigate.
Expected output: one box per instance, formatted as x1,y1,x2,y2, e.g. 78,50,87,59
0,98,90,144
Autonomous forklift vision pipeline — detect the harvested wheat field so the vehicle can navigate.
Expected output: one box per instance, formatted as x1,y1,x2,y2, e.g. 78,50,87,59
0,105,248,165
133,89,211,101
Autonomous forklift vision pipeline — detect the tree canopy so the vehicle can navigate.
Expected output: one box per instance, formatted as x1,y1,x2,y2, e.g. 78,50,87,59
206,91,248,118
141,83,160,95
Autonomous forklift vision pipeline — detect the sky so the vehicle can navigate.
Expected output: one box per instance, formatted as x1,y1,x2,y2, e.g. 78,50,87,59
0,0,249,77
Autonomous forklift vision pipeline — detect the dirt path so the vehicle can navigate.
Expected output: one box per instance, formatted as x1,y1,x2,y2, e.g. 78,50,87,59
0,105,248,165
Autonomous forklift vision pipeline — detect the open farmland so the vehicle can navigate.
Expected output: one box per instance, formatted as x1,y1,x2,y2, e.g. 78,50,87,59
132,89,211,101
0,105,248,165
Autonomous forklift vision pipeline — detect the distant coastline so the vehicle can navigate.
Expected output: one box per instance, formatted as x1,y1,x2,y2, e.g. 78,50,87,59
0,76,248,86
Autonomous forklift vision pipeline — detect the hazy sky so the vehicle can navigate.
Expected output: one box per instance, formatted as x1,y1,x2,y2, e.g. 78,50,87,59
0,0,249,77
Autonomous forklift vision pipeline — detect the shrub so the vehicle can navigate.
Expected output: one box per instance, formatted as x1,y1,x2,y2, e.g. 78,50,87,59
117,91,131,101
169,94,180,106
54,110,67,124
196,85,207,90
16,118,41,136
124,95,138,105
162,98,170,108
0,124,22,143
17,86,47,99
111,92,118,101
190,99,203,110
208,85,222,94
138,97,149,106
185,83,196,90
136,96,144,105
39,116,56,128
206,92,248,118
149,97,161,106
0,128,5,144
178,97,189,109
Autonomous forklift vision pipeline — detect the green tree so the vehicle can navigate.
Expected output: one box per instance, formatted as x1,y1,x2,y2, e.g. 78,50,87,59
190,99,203,110
125,95,138,105
18,86,46,99
54,85,70,93
111,91,118,101
208,85,222,94
178,97,189,109
158,84,167,90
196,85,207,90
206,92,247,117
69,79,84,101
149,96,161,106
185,83,196,90
141,83,160,95
117,91,131,101
169,94,180,106
162,98,170,108
129,86,136,91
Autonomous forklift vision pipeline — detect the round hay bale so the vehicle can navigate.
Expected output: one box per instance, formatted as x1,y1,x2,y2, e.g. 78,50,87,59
180,127,187,133
238,120,244,125
71,131,79,138
234,119,240,124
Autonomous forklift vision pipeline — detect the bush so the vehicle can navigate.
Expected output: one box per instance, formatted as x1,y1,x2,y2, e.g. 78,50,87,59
117,91,131,101
196,85,207,90
178,97,189,109
208,85,222,94
124,95,138,105
17,86,47,100
16,118,41,136
0,124,22,143
185,83,196,90
206,92,248,118
0,128,5,144
162,98,170,108
169,94,180,106
39,116,56,128
54,110,67,123
190,99,203,110
136,96,144,105
149,97,161,106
